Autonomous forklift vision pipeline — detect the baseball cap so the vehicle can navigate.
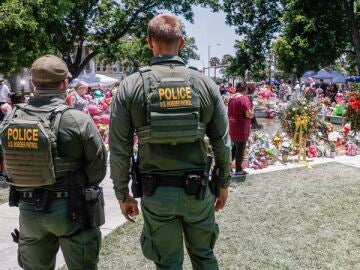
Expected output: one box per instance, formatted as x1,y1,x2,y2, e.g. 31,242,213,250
31,55,72,83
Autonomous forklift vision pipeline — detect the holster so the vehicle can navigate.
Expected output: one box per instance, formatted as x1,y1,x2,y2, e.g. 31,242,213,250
33,189,51,211
84,187,105,228
131,155,142,198
68,171,90,228
8,186,20,207
68,170,105,229
142,175,157,196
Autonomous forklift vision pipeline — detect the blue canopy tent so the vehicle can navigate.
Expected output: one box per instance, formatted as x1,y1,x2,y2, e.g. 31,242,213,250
329,71,347,83
312,69,334,81
300,71,317,82
346,76,360,83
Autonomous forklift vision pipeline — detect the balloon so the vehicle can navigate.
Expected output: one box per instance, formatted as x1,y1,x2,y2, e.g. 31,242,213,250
88,104,99,115
332,104,344,116
105,91,112,98
92,115,101,125
1,103,12,114
101,103,109,112
100,114,110,125
335,93,345,104
93,90,104,98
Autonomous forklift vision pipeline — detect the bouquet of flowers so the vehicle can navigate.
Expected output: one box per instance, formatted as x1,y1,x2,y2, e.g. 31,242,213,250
345,84,360,132
279,99,318,139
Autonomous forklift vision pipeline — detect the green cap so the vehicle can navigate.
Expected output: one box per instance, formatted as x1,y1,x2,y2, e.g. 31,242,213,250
31,55,71,83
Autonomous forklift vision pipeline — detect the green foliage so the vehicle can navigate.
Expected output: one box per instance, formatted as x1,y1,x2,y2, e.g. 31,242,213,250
0,0,54,74
273,0,350,78
210,57,220,67
223,0,360,79
98,36,200,71
0,0,217,79
223,0,284,79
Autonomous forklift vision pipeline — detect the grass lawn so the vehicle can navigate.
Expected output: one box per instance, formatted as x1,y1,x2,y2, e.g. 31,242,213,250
64,163,360,270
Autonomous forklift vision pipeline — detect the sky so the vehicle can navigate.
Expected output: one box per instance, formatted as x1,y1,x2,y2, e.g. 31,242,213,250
181,6,237,75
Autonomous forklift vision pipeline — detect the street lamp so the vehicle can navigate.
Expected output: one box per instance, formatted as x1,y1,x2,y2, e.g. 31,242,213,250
208,43,221,77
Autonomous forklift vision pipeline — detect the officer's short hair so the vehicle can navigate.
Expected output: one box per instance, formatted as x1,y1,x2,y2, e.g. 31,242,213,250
148,13,183,43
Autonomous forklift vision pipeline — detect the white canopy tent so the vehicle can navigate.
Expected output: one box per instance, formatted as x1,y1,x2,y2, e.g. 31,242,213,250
70,73,119,88
302,69,347,83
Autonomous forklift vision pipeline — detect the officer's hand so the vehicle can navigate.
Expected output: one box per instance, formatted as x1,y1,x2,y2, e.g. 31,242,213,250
215,187,228,212
119,196,139,223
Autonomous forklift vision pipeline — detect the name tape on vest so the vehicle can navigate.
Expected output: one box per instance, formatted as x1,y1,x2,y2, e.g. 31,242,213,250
6,128,39,149
158,86,192,108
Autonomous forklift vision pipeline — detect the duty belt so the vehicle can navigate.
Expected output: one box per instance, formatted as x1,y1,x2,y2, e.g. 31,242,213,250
20,191,69,200
143,174,199,188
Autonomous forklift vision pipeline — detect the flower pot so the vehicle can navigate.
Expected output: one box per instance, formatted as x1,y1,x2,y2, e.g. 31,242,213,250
282,154,288,163
330,151,336,158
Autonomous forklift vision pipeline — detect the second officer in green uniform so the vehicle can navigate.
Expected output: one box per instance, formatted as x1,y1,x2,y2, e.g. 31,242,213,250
1,55,107,270
110,14,230,269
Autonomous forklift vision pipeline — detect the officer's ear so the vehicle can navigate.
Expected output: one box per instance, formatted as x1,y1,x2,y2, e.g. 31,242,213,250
178,37,185,51
147,36,154,50
59,79,68,91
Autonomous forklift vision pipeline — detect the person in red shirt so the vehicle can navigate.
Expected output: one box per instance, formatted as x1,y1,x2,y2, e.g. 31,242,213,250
227,83,236,95
228,82,254,175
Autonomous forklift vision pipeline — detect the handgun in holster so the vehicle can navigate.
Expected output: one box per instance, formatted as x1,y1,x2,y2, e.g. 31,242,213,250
131,155,143,198
69,170,105,229
196,155,214,200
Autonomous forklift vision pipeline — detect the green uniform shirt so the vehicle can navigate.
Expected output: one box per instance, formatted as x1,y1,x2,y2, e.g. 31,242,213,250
12,96,107,190
110,56,230,201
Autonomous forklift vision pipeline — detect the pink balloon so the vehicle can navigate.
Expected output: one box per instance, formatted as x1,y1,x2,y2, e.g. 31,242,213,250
1,103,12,114
88,104,99,115
92,115,101,125
101,103,109,112
100,114,110,125
105,91,112,98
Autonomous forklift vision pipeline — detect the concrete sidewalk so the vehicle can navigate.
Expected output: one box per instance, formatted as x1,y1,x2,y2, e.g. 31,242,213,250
0,169,128,270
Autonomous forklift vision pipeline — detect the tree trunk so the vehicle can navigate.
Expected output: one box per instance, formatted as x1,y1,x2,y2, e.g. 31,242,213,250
347,0,360,74
351,24,360,74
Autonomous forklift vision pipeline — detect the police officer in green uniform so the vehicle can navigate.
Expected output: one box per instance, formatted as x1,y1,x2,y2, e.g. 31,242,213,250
0,55,107,270
110,14,230,269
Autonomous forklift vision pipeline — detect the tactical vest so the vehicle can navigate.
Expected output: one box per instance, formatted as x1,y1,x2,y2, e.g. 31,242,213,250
136,66,206,145
0,104,82,187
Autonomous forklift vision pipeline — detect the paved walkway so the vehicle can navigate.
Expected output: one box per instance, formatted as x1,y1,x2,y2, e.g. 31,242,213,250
0,156,359,269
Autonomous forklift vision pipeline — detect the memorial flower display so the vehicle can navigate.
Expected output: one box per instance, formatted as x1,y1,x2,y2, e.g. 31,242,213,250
345,85,360,132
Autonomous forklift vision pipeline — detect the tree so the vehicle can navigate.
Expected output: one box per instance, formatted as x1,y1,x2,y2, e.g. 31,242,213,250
222,0,360,77
273,0,350,78
221,54,233,66
0,0,219,80
98,35,200,73
209,57,220,67
222,0,284,79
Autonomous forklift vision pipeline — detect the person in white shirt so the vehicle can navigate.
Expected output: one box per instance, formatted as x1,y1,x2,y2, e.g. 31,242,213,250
0,79,10,121
69,81,89,112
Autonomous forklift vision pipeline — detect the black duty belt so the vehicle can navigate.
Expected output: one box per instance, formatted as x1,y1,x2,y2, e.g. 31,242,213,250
152,175,186,188
143,174,202,187
20,191,69,200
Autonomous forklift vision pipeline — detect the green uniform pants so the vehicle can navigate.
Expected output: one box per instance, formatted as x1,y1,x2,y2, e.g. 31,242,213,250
141,186,219,270
18,199,101,270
